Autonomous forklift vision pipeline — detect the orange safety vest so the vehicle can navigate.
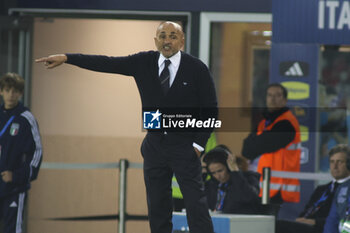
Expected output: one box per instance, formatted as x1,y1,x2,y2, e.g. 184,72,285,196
256,110,301,203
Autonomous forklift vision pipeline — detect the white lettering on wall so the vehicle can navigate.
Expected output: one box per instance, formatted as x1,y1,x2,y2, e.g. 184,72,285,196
337,1,350,29
318,0,350,29
327,1,339,29
319,1,325,28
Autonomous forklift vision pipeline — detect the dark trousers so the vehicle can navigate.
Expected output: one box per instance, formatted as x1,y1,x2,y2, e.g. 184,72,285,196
276,219,318,233
141,133,214,233
0,192,26,233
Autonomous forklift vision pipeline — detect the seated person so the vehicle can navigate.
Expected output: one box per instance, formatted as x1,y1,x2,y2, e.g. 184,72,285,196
204,147,260,214
322,144,350,233
277,144,350,233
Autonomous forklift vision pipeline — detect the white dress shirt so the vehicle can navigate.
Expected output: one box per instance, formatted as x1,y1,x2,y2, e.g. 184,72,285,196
158,51,181,87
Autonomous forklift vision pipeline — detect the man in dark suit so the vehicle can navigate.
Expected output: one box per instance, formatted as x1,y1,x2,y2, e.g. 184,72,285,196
276,144,350,233
36,21,217,233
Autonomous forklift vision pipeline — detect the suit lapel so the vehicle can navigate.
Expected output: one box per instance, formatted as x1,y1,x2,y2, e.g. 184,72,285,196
152,52,164,94
154,52,160,81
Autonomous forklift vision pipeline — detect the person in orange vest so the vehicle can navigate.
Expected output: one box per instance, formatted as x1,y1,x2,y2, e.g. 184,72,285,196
241,83,301,204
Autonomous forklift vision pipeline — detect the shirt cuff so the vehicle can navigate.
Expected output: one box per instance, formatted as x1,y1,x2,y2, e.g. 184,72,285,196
193,143,204,152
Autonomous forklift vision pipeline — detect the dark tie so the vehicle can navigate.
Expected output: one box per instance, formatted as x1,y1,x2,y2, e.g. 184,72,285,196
159,60,171,94
332,181,339,192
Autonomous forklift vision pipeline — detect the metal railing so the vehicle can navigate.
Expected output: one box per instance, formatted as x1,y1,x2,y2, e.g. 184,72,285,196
261,167,271,205
41,159,145,233
260,167,332,204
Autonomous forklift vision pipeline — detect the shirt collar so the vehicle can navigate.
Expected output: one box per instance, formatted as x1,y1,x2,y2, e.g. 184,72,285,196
335,175,350,184
158,51,181,68
1,103,21,115
263,106,289,123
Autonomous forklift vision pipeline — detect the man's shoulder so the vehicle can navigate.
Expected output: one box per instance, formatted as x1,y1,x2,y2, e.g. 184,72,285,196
126,51,159,66
340,179,350,189
180,52,206,65
135,50,159,58
314,182,332,193
273,108,299,128
11,103,30,117
281,109,299,122
18,108,38,126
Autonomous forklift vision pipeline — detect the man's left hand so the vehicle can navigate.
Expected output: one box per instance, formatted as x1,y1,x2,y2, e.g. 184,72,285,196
194,147,201,158
1,171,13,183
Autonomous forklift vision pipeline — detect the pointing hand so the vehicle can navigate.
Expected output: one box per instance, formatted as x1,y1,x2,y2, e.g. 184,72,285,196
35,54,67,69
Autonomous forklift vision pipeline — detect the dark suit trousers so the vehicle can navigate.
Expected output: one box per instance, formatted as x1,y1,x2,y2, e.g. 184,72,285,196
141,133,214,233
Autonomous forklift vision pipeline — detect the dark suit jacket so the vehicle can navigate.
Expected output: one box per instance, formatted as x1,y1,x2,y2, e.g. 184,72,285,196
66,51,218,147
205,171,261,214
298,182,334,232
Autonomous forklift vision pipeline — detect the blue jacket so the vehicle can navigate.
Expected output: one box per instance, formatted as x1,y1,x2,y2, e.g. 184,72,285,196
0,103,42,198
323,178,350,233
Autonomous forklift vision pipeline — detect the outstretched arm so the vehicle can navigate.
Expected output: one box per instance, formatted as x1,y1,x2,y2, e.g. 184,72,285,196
36,53,139,76
35,54,67,69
